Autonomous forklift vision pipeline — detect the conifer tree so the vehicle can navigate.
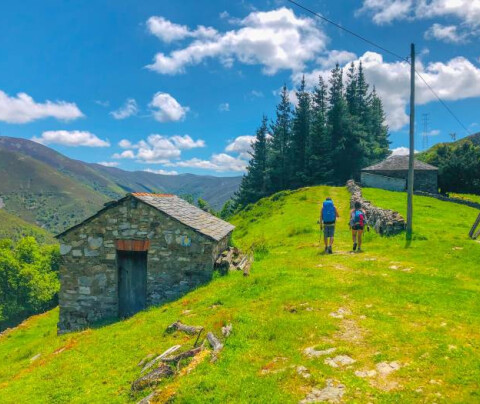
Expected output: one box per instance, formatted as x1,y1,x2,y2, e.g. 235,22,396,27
366,87,390,163
307,75,330,184
234,116,269,206
291,76,311,187
268,85,292,192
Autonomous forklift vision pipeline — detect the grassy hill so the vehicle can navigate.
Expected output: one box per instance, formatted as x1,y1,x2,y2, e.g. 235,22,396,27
0,186,479,403
0,209,55,243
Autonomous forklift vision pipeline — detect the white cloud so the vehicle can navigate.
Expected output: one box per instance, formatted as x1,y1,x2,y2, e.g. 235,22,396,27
170,135,205,149
0,90,84,124
317,50,357,69
112,150,136,159
298,52,480,131
114,134,204,163
424,23,468,43
169,153,248,172
143,168,178,175
95,100,110,107
98,161,119,167
218,102,230,112
149,92,189,122
32,130,109,147
147,16,218,43
110,98,138,119
119,139,134,149
225,135,256,156
359,0,480,40
427,129,440,136
146,7,327,75
390,147,419,156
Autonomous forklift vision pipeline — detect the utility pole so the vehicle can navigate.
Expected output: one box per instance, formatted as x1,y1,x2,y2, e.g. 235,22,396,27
407,43,415,239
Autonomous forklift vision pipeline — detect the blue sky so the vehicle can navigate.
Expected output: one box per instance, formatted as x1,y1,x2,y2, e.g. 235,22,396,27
1,0,479,175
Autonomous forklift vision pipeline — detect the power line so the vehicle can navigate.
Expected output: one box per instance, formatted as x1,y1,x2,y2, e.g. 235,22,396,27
286,0,471,137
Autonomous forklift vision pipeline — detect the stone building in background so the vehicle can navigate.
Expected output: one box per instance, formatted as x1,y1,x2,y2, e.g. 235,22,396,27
56,193,234,333
361,156,438,193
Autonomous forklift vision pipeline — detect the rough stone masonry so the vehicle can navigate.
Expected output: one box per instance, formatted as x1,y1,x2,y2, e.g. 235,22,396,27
347,180,406,236
56,193,234,333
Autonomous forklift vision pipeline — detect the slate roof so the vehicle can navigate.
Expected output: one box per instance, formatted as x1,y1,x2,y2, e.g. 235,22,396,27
56,193,235,241
362,155,438,172
132,193,235,241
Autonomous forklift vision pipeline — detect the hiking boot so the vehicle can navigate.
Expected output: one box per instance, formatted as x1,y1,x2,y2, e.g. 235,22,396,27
325,246,329,253
353,243,357,251
328,246,333,254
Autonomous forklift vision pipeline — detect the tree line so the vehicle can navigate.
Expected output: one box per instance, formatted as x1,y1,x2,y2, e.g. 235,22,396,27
234,62,390,209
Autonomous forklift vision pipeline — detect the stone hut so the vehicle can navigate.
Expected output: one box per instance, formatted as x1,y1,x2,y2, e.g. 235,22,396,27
56,193,235,333
361,156,438,193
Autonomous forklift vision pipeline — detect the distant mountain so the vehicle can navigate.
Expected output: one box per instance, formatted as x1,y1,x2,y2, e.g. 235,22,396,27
0,208,55,243
0,136,241,234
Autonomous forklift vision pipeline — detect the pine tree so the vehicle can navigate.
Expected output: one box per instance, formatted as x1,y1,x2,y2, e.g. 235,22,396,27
307,75,330,184
290,76,311,188
234,116,269,207
345,62,358,116
327,64,364,182
268,85,292,192
366,87,390,164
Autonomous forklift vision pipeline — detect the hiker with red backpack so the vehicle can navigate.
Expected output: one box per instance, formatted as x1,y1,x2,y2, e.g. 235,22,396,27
350,201,368,252
319,197,340,254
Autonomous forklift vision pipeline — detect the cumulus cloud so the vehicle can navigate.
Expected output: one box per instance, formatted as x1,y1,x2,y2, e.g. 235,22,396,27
168,153,248,172
146,7,327,75
218,102,230,112
32,130,109,147
110,98,138,119
358,0,480,41
143,168,178,175
425,23,468,43
114,134,204,163
317,50,357,69
147,16,218,43
297,51,480,131
98,161,119,167
0,90,84,124
149,92,189,122
225,135,256,159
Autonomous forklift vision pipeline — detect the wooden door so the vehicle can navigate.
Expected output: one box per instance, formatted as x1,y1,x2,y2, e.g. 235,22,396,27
117,251,147,318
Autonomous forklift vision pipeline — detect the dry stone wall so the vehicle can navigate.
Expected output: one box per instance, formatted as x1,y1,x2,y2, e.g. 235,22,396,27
57,197,229,333
347,180,406,236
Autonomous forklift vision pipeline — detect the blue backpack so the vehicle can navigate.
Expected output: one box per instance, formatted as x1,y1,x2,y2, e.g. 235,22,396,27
322,200,336,223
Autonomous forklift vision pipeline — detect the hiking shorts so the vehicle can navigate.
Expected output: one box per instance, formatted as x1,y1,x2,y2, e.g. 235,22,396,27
352,224,364,231
323,224,335,238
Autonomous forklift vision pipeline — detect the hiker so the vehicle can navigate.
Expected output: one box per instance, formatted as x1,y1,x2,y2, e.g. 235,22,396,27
350,201,368,252
319,197,339,254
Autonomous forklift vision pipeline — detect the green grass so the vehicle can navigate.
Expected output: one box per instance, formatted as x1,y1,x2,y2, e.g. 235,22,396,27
0,186,479,403
449,193,480,205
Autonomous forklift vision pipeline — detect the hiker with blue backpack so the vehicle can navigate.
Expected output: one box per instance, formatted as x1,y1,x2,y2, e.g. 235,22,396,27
319,197,339,254
350,201,368,252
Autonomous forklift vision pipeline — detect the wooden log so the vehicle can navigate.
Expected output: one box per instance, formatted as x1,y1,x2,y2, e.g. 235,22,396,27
131,364,173,391
161,346,203,363
166,321,202,335
206,332,223,352
141,345,181,373
469,213,480,238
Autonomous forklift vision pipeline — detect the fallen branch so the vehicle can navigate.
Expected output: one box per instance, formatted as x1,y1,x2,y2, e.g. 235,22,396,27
166,321,202,335
221,324,233,338
141,345,181,373
132,364,173,391
207,332,224,352
161,346,203,363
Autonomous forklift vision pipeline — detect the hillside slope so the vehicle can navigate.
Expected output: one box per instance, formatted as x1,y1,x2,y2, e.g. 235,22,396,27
0,208,54,243
0,186,479,403
0,137,241,215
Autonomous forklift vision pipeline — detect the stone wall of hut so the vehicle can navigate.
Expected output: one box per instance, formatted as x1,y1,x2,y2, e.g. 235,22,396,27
57,197,229,333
